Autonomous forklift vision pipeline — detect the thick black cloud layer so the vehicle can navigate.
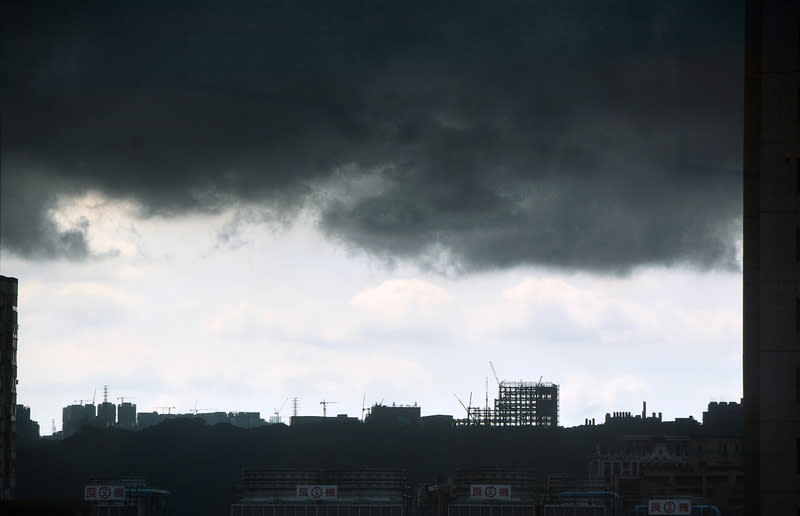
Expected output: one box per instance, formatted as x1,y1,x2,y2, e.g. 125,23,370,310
1,1,743,272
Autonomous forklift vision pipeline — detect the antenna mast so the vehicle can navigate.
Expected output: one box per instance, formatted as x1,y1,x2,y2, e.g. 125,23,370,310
319,400,336,417
361,393,367,421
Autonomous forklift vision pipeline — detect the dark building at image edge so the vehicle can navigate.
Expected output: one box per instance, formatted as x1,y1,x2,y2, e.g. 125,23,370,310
743,0,800,514
0,276,18,501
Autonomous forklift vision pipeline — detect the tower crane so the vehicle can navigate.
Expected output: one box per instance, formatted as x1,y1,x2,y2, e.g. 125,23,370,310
272,397,289,423
489,361,503,386
453,393,478,422
187,401,214,415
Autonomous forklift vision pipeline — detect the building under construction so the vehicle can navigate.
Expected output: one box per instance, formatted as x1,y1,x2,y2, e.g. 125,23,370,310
457,381,559,428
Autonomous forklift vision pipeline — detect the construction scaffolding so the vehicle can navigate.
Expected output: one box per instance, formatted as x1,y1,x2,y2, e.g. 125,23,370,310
457,381,559,428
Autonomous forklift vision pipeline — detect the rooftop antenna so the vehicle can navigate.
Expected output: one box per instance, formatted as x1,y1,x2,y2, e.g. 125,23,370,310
291,397,299,418
117,397,133,404
320,400,336,417
103,385,109,403
156,406,176,414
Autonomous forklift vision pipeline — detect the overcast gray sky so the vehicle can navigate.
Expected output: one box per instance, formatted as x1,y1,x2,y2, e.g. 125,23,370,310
1,1,743,432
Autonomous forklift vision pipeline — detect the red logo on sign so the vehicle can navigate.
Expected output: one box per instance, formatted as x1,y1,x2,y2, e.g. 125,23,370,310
664,502,676,513
311,487,323,499
485,486,497,498
99,487,111,499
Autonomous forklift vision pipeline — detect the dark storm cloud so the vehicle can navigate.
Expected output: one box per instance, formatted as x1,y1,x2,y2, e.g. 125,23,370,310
1,1,743,271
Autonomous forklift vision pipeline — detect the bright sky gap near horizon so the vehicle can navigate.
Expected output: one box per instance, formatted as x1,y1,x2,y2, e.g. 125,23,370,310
0,1,744,433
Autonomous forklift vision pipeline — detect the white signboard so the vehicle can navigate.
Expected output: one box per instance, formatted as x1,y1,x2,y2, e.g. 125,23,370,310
648,499,692,515
469,485,512,500
85,485,126,501
296,485,338,500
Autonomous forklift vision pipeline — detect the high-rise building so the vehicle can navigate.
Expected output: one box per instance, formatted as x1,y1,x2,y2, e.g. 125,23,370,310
743,0,800,513
15,404,40,444
62,403,97,438
97,401,116,428
0,276,18,500
117,402,137,429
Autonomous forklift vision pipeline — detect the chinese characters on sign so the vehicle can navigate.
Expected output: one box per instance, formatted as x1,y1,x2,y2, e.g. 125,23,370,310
469,485,512,500
296,485,338,500
648,499,692,515
84,485,126,501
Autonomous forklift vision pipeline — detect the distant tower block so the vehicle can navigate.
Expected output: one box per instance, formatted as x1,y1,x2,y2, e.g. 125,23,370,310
97,385,116,427
117,399,137,430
